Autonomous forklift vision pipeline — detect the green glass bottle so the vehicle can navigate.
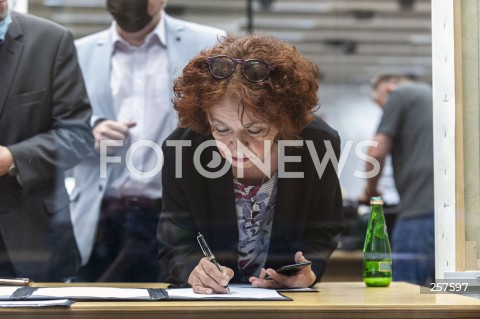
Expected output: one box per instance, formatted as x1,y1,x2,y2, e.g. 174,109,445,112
363,196,392,287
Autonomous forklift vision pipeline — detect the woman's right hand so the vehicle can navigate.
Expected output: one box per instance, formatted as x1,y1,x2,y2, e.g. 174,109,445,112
188,257,233,294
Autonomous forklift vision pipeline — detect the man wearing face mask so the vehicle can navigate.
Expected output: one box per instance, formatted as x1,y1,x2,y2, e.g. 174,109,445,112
71,0,226,282
0,0,94,281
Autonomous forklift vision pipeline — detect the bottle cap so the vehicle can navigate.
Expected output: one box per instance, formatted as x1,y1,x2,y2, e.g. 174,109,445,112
370,196,384,205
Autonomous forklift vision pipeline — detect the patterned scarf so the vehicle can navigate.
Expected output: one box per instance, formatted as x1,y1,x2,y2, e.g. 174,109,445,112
233,173,278,282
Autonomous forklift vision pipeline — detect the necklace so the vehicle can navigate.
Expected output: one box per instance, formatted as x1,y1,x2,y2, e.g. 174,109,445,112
232,170,267,223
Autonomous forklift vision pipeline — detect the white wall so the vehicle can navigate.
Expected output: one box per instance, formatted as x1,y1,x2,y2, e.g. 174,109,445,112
431,0,457,279
317,83,399,204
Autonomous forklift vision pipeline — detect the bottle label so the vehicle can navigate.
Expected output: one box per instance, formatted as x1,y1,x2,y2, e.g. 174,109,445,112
378,261,392,272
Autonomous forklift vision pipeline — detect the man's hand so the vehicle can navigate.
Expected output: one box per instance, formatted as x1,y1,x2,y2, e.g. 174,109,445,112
248,251,316,289
93,120,136,152
188,257,233,294
0,146,14,177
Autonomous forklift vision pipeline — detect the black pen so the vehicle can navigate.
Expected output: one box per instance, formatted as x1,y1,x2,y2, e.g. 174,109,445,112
196,232,231,294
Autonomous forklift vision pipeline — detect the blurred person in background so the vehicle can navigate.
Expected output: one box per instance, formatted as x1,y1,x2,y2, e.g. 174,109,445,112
0,0,94,281
358,74,434,286
71,0,226,282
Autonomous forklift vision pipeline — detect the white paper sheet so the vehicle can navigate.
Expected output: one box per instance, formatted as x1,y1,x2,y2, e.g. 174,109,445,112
165,286,287,300
0,286,21,300
31,287,151,299
0,299,73,307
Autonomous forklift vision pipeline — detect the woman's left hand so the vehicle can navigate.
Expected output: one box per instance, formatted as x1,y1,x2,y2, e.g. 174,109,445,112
248,251,316,289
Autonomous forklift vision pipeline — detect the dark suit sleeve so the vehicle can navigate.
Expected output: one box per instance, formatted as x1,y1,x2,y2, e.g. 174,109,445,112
301,130,345,282
157,141,203,286
8,29,94,190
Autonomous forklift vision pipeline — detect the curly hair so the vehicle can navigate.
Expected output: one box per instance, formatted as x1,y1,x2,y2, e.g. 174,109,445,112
173,33,320,139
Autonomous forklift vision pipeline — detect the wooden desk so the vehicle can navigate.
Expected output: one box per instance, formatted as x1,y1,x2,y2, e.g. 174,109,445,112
1,282,480,319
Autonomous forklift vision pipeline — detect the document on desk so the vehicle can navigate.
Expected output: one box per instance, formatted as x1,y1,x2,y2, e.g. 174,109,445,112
0,286,21,300
0,299,74,308
165,286,291,301
0,287,75,307
9,286,290,301
11,286,167,301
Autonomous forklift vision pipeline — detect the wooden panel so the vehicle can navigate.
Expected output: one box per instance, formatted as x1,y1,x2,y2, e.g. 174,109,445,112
454,0,466,272
460,0,480,269
455,0,480,272
465,241,478,270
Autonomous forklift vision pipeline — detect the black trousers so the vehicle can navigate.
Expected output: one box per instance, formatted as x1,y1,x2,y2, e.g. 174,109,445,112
79,197,164,282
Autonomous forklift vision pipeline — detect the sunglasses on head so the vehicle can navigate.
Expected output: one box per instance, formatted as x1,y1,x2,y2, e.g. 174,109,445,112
205,55,276,83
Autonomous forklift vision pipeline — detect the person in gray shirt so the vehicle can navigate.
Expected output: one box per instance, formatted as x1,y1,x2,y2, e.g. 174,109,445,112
359,74,434,286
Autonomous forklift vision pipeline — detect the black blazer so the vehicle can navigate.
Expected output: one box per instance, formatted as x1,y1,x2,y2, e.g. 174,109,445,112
0,12,94,280
158,116,345,285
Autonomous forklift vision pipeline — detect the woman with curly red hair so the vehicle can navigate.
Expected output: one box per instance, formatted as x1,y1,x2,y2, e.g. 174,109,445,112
158,34,344,293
